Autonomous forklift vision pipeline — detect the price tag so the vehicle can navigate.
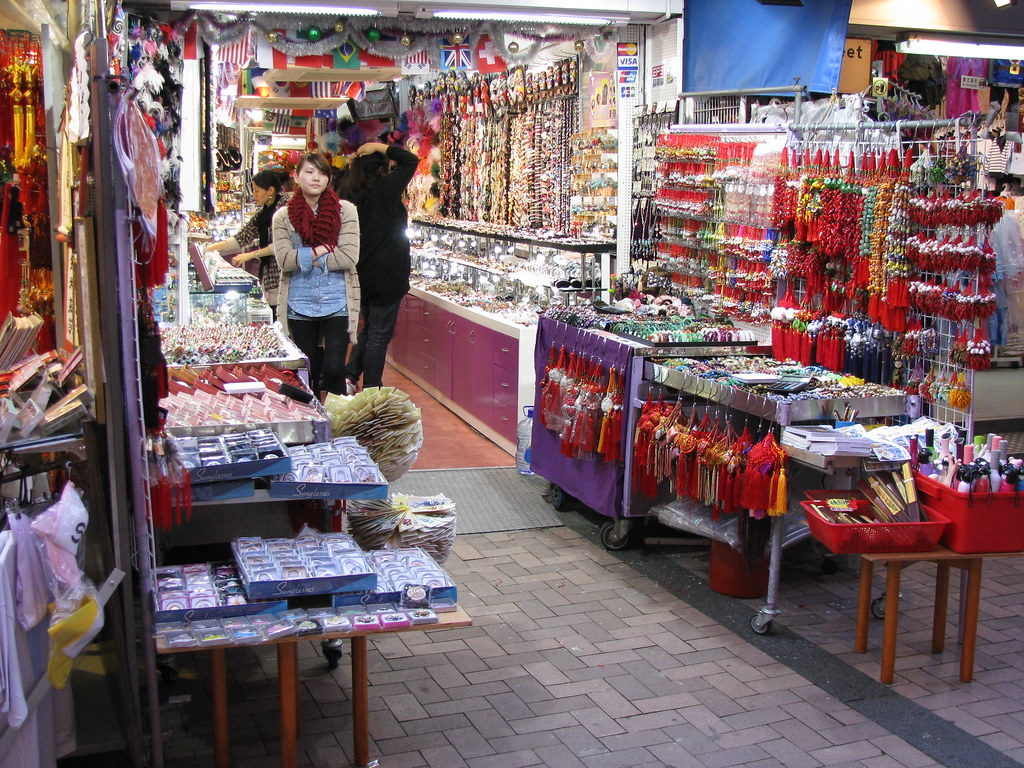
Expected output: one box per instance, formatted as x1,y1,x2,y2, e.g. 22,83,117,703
960,75,986,90
871,77,890,98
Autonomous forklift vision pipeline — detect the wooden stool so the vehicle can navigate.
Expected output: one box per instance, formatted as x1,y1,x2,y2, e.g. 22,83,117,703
854,545,1021,684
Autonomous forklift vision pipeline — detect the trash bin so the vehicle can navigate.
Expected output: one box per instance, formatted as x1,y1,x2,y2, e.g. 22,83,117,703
708,539,769,598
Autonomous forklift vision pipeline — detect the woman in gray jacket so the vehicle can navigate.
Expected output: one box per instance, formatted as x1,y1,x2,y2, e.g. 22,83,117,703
272,154,360,396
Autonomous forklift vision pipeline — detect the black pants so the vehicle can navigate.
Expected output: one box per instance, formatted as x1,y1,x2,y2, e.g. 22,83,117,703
345,300,402,389
288,314,349,396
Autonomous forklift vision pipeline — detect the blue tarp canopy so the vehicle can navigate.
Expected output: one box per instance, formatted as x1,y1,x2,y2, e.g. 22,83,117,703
683,0,854,94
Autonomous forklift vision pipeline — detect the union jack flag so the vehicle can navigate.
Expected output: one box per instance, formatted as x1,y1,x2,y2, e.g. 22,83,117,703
440,38,471,70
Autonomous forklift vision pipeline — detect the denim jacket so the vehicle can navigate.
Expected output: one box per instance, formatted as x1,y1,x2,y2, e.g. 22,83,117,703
272,202,361,336
284,231,348,318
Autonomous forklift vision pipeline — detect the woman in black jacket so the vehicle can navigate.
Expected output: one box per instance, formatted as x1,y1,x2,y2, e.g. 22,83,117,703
339,141,419,390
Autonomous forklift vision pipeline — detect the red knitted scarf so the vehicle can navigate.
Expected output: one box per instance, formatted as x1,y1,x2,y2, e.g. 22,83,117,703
287,188,342,248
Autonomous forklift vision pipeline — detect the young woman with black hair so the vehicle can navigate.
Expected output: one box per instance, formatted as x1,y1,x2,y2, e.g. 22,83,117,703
272,154,361,396
206,168,290,320
338,141,419,391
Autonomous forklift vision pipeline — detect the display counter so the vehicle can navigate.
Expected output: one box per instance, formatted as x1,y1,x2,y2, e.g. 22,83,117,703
388,287,536,453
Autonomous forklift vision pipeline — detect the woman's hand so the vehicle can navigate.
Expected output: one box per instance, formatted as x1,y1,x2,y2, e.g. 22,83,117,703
231,252,256,267
312,244,332,262
355,141,389,158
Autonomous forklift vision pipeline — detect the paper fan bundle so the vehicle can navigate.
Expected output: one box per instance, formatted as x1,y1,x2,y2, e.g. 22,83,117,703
323,387,423,481
348,494,456,564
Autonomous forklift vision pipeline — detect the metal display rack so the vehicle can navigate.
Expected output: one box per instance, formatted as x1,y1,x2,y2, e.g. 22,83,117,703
534,317,913,635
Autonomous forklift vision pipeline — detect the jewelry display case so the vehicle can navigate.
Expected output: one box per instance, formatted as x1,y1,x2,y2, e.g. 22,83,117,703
392,220,614,452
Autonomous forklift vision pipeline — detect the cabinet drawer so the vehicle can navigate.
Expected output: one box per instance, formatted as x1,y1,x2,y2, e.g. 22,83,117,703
492,366,517,404
490,398,517,443
492,335,518,373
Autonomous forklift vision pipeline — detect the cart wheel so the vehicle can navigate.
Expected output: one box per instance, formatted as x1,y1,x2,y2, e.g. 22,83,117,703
548,483,571,511
870,596,886,620
750,614,774,636
322,639,343,671
600,520,631,551
821,557,839,576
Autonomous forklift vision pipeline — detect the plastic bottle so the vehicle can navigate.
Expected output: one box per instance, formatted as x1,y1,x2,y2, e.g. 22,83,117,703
516,406,535,475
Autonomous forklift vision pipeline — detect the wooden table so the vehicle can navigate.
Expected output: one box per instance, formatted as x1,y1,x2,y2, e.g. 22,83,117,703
855,546,1020,684
158,608,473,768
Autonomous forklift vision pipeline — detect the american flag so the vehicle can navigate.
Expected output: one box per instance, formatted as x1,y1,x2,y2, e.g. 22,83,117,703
440,39,471,70
216,31,253,69
272,111,293,133
402,49,431,75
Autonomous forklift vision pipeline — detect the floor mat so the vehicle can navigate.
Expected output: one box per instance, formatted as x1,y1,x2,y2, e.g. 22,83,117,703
389,467,562,534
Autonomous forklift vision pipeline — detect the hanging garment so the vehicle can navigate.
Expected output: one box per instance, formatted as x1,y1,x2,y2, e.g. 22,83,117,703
9,514,50,631
945,58,986,118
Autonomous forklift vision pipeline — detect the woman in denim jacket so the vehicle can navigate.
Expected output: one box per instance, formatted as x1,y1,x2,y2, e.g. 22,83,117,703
272,154,360,396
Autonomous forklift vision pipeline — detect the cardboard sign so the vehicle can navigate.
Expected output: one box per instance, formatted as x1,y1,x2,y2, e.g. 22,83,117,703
838,38,871,94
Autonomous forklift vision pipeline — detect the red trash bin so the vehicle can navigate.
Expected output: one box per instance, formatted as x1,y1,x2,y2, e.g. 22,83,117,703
708,539,769,598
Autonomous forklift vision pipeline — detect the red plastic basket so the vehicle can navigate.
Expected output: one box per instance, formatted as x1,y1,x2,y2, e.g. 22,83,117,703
914,472,1024,553
801,498,949,555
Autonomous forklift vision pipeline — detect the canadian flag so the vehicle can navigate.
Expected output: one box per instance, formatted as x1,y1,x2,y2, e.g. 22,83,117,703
474,34,506,74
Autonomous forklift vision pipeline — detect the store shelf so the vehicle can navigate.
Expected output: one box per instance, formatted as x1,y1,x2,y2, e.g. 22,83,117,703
264,66,401,83
646,361,909,426
191,485,385,508
412,218,615,254
1,431,86,455
406,286,535,337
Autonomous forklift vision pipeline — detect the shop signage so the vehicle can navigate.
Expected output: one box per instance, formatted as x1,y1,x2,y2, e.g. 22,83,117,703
617,42,639,71
960,76,986,90
838,38,871,93
871,77,890,99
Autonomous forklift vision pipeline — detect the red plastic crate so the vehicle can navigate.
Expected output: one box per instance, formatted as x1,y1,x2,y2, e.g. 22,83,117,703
801,498,948,555
914,472,1024,553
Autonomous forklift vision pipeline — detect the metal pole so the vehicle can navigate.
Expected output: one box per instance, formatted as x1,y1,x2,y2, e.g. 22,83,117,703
789,113,979,134
677,85,807,99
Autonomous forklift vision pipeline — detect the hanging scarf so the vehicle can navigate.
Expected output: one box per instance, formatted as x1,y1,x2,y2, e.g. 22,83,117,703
287,188,342,249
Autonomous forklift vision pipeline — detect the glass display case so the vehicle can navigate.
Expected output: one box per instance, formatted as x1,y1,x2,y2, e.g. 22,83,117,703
408,218,614,326
395,219,614,452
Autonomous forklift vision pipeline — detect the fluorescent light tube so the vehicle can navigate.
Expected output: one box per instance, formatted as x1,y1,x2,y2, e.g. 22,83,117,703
994,0,1014,7
897,34,1024,59
432,10,613,24
187,3,381,14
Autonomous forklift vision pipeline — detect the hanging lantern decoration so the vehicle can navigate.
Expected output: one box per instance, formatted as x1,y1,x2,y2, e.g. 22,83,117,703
507,40,519,54
451,33,463,45
400,34,412,47
573,39,586,52
266,30,279,43
366,27,381,43
304,26,323,43
334,21,345,34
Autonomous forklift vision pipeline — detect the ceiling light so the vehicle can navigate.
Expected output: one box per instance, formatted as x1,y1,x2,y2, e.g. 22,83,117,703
897,32,1024,59
994,0,1015,7
431,10,616,25
185,2,382,14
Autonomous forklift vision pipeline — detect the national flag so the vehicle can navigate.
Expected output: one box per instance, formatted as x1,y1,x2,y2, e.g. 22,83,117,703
339,81,366,101
474,34,506,74
440,38,472,70
216,31,253,69
360,49,396,67
271,48,331,70
402,49,431,76
183,22,199,60
332,39,360,69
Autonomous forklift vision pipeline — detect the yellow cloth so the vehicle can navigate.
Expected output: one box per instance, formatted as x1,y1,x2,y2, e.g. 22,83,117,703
47,596,100,688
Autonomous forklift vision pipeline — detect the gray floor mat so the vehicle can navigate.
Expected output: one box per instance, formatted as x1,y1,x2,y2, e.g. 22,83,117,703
389,468,562,534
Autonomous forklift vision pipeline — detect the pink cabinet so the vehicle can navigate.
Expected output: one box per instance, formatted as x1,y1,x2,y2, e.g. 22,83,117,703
388,291,526,451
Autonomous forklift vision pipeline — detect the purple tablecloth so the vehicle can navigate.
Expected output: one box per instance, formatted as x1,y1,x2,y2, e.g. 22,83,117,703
529,317,636,519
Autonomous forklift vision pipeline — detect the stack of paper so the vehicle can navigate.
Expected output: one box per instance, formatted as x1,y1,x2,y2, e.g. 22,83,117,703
0,313,43,372
782,425,874,457
324,387,423,482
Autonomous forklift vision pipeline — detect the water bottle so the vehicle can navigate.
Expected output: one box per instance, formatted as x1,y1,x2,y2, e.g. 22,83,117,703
516,406,534,475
